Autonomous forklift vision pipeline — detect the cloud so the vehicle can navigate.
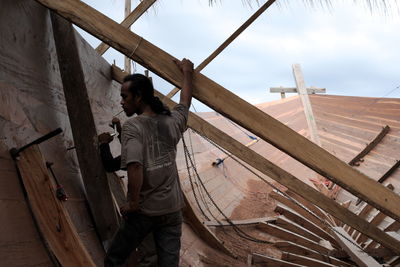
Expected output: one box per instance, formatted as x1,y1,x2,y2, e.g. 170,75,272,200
78,0,400,111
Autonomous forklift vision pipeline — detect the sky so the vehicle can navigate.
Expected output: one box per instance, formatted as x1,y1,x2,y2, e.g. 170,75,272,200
78,0,400,111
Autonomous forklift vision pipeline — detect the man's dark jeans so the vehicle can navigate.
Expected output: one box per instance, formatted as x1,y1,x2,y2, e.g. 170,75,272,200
104,210,182,267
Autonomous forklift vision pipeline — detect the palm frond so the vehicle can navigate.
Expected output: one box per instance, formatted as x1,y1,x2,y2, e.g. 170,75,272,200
207,0,399,13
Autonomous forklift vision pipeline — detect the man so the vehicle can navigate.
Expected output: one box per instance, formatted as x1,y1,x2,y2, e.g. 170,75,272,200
104,58,194,267
99,119,158,267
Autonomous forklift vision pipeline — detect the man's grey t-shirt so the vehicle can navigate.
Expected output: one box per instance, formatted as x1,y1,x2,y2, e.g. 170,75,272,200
120,104,188,216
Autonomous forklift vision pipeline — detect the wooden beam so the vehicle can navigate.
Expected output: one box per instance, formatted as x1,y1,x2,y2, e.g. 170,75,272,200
95,0,156,55
349,125,390,166
257,222,332,254
365,220,400,250
275,241,355,267
166,0,276,98
349,184,393,238
270,87,326,94
50,13,119,243
356,212,386,245
251,253,306,267
331,227,381,267
347,202,375,237
36,0,400,225
15,145,95,266
112,65,400,254
204,216,277,227
281,252,337,267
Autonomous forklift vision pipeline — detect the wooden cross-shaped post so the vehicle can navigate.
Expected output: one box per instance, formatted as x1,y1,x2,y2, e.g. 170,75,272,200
270,64,326,146
271,64,330,190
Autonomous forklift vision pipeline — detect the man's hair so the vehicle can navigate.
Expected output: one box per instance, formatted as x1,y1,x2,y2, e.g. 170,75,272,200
123,74,171,116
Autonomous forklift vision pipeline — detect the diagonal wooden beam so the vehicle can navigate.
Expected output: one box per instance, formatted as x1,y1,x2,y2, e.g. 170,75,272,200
111,65,400,254
34,0,400,222
166,0,276,98
95,0,156,55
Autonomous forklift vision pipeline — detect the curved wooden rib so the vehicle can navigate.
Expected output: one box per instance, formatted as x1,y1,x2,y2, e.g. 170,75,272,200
16,145,95,266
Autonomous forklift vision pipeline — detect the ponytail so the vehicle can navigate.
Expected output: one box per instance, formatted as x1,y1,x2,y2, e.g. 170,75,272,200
150,96,171,116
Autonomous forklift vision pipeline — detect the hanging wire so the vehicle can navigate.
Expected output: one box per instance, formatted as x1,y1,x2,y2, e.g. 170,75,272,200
187,126,376,252
182,136,274,244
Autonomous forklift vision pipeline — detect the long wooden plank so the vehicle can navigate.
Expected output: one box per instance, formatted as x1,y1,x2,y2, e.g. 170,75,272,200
112,65,400,254
257,223,332,254
281,252,337,267
35,0,400,222
51,13,119,243
16,145,95,266
95,0,157,55
166,0,276,98
349,125,390,166
331,227,381,267
275,241,355,267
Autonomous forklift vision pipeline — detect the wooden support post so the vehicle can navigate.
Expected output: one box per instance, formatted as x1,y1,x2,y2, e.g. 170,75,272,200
124,0,131,73
331,227,381,267
37,0,400,225
166,0,276,98
349,125,390,166
95,0,157,55
51,13,119,244
112,64,400,254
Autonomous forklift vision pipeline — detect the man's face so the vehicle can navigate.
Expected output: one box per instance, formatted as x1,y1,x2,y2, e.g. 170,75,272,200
120,81,140,117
